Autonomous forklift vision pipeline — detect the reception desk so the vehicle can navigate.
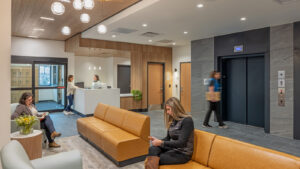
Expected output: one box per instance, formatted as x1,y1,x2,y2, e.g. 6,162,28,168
74,88,120,115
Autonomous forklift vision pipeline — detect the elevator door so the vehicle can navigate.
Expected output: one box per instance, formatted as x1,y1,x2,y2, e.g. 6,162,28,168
223,56,264,127
247,57,265,127
225,58,247,124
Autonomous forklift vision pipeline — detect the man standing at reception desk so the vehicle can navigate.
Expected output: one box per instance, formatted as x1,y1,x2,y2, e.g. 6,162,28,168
64,75,78,115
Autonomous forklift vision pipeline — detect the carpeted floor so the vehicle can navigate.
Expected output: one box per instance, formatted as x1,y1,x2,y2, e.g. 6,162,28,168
43,135,144,169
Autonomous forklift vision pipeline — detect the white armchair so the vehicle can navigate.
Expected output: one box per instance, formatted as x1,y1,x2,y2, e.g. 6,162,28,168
0,140,83,169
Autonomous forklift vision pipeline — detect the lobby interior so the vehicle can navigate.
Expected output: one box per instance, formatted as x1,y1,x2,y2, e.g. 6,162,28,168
1,0,300,169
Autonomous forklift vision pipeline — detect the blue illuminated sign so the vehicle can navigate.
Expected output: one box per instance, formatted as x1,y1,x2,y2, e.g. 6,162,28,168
234,45,243,53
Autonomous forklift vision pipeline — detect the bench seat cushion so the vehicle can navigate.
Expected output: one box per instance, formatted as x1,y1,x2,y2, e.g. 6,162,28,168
101,129,149,162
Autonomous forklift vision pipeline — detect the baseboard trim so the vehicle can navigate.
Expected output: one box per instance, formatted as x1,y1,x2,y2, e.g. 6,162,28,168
79,134,147,167
130,108,148,112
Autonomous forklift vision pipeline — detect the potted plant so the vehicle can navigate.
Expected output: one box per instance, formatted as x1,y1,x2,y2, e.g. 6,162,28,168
131,90,142,101
15,115,37,135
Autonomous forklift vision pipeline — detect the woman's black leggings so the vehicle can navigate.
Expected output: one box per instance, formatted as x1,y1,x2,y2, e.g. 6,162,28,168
203,101,224,126
148,146,190,165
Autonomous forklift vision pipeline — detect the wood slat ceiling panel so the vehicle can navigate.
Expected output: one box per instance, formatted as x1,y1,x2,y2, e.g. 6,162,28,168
12,0,140,41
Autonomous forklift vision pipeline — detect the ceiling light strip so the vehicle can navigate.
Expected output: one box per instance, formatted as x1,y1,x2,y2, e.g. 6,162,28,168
40,17,55,21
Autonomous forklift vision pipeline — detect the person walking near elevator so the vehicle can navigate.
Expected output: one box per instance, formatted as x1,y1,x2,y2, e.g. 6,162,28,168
203,71,228,128
63,75,78,115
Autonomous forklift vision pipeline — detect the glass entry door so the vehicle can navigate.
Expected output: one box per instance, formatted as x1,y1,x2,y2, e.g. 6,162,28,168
34,63,66,111
11,62,67,112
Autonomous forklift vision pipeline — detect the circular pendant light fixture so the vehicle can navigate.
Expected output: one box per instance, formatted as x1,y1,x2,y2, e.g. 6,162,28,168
97,24,107,34
51,2,65,15
73,0,83,10
83,0,94,10
80,13,90,23
61,26,71,35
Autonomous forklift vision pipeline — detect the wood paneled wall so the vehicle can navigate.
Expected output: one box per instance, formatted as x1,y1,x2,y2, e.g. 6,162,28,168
120,97,142,110
66,35,172,109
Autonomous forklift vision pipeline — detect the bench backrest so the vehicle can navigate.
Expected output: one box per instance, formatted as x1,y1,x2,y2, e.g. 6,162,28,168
207,135,300,169
94,103,150,141
192,130,216,166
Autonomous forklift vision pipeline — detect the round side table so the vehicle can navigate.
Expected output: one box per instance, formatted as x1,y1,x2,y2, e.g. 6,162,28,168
11,130,43,160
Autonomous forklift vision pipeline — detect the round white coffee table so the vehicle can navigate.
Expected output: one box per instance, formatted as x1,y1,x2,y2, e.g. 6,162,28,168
11,130,43,160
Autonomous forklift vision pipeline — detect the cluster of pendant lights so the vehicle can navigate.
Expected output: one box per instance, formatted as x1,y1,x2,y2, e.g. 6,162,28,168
51,0,107,35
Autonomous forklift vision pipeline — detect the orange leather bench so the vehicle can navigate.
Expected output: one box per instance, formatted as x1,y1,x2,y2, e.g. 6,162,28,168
160,129,300,169
77,103,150,166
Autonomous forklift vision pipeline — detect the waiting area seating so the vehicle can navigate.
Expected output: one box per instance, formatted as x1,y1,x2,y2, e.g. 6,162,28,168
0,140,82,169
77,103,150,166
160,129,300,169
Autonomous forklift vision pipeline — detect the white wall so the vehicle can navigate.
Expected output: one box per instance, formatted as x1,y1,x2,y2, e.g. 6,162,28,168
75,56,112,87
172,44,191,99
11,37,75,75
0,0,11,165
74,56,131,88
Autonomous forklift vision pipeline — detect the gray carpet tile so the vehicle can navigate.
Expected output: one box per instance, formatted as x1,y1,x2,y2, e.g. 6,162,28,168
49,112,81,138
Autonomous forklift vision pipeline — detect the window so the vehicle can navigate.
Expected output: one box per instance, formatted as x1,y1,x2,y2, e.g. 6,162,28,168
39,65,51,86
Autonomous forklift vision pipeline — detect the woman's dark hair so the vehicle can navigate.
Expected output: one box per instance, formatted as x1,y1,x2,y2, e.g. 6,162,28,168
94,74,100,82
68,75,74,82
19,92,34,105
210,71,219,78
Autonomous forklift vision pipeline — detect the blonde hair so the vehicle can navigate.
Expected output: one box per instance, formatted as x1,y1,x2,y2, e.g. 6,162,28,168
164,97,191,129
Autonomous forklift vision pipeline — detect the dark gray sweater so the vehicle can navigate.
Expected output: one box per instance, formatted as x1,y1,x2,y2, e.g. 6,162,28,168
11,104,34,120
162,117,194,156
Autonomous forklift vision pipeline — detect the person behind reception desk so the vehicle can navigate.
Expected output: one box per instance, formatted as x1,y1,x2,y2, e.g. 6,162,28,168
91,74,107,89
63,75,78,115
91,74,101,89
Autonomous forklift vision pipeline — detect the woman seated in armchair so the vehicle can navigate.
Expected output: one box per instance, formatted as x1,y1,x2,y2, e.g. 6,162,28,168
11,92,62,148
145,97,194,169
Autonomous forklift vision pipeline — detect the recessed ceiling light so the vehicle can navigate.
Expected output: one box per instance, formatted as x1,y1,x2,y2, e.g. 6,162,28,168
142,24,148,27
73,0,83,10
51,2,65,15
33,28,45,31
172,42,176,45
80,13,90,23
112,35,116,38
28,36,38,39
97,24,107,34
61,26,71,35
40,17,55,21
184,31,188,34
148,40,152,42
240,17,247,21
83,0,95,10
197,4,204,8
59,0,71,3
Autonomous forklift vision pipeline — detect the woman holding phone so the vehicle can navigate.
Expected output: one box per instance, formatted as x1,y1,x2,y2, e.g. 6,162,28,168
145,97,194,169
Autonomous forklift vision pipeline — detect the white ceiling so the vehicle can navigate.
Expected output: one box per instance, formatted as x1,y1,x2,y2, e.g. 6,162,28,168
82,0,300,47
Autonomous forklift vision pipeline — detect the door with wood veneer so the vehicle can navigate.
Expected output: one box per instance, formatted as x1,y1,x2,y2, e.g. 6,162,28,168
180,62,191,113
148,63,164,106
